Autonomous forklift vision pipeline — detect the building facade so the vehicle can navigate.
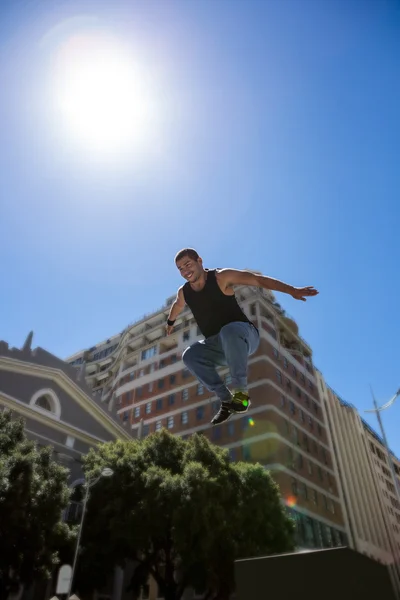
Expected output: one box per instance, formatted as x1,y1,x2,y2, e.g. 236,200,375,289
0,332,135,600
317,373,400,595
67,285,348,551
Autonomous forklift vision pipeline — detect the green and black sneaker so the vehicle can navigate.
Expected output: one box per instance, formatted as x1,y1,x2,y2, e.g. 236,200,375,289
231,390,251,413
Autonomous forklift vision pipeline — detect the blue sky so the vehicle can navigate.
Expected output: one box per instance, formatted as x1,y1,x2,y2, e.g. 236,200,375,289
1,0,399,455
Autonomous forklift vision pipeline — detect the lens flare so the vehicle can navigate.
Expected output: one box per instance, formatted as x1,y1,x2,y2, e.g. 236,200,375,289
248,418,255,426
286,495,297,507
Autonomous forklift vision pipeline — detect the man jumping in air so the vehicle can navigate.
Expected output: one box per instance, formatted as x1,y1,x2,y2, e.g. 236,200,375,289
166,248,318,425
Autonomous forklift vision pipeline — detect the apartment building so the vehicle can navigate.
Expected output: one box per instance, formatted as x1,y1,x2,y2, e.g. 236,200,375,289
68,285,347,552
317,374,400,595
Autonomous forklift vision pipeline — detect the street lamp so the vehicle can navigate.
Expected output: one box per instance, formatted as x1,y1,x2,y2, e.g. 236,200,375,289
67,468,114,598
365,387,400,503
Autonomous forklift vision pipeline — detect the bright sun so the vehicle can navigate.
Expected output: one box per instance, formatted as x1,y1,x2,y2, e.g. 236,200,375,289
51,32,161,158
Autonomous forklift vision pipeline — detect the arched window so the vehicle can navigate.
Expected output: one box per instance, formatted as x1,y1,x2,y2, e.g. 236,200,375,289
30,389,61,419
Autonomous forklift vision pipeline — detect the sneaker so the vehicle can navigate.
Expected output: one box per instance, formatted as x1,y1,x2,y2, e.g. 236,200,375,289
211,400,234,425
231,390,251,413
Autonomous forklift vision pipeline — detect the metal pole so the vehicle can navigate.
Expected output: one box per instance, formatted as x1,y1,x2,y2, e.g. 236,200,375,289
369,388,400,504
66,479,90,599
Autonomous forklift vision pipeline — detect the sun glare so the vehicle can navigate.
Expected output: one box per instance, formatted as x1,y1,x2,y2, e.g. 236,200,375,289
50,31,161,159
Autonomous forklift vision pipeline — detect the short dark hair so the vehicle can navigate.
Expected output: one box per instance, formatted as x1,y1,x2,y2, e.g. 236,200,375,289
175,248,200,263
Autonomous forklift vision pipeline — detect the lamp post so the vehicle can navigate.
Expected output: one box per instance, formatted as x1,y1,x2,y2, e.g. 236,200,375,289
67,468,114,598
365,387,400,503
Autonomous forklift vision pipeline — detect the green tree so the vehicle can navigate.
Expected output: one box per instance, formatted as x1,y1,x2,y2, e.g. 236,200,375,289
0,410,74,599
76,430,295,600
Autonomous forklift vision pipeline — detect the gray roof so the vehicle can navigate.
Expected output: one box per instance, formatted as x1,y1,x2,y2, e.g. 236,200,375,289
0,332,129,433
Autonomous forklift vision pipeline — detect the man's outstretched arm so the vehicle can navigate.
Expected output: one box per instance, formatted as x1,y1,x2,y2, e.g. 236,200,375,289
217,268,319,301
166,287,186,334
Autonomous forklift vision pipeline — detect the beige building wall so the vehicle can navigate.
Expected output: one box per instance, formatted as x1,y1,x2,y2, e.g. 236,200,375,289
317,372,400,595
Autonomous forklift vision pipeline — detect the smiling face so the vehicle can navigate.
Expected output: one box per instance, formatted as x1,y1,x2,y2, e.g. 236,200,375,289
176,254,204,283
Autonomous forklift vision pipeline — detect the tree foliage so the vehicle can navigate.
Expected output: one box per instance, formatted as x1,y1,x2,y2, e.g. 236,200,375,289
0,410,74,599
76,430,295,600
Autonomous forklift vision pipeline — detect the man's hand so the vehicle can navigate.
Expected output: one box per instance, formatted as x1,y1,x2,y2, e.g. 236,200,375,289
290,286,319,301
166,324,174,336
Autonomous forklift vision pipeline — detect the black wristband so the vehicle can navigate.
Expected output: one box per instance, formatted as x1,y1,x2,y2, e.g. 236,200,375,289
167,319,175,326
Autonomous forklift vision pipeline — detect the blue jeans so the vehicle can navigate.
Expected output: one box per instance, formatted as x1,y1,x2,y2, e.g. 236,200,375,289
182,321,260,401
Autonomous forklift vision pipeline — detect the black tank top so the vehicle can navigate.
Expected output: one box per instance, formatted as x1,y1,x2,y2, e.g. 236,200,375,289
182,269,254,338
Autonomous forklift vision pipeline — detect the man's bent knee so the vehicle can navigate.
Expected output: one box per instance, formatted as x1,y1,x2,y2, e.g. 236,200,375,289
182,343,199,367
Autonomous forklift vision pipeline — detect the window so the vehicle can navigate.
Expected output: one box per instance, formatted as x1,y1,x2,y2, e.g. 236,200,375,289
296,387,301,398
197,383,204,395
300,409,305,423
156,420,162,431
289,401,295,415
66,435,75,448
308,460,313,475
303,434,309,452
168,394,175,406
292,365,297,377
139,369,145,378
273,348,279,358
291,479,298,496
286,378,292,391
158,379,165,389
30,389,61,419
276,369,282,383
181,411,188,425
137,387,143,398
182,368,190,379
297,453,303,469
171,354,177,363
313,401,319,414
300,373,305,383
183,331,190,341
228,422,235,436
182,388,189,401
167,416,174,429
196,406,204,420
212,426,221,441
143,424,150,437
156,398,163,410
292,425,299,445
130,372,135,380
229,448,237,461
317,423,322,436
283,358,288,369
159,359,165,369
169,374,176,385
36,396,52,411
281,395,286,408
146,402,152,414
308,416,314,430
243,445,251,461
141,346,157,361
148,382,153,392
312,490,318,505
302,483,308,500
134,406,140,418
318,467,324,482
